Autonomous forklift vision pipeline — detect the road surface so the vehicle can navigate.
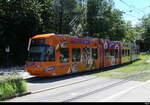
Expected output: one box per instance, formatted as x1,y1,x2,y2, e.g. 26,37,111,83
3,73,150,102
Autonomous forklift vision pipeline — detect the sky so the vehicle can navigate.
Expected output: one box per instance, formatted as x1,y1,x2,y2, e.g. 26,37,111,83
114,0,150,26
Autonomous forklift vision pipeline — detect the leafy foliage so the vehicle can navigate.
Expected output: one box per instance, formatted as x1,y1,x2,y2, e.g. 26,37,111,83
0,0,149,65
140,15,150,51
83,0,127,41
0,76,27,100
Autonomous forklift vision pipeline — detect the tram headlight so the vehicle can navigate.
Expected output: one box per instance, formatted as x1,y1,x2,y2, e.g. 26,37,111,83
44,66,55,72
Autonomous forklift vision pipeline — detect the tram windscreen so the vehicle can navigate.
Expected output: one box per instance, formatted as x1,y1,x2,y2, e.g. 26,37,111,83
28,46,55,62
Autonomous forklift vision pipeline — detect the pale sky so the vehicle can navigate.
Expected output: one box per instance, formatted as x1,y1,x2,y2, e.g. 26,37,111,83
114,0,150,26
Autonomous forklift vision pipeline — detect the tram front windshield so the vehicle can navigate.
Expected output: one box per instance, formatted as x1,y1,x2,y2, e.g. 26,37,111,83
28,45,55,62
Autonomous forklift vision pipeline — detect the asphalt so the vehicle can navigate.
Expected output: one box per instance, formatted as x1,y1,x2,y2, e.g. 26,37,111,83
4,74,150,102
102,80,150,102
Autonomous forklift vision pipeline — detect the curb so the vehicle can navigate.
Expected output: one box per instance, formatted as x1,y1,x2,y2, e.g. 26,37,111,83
1,92,31,101
16,92,32,97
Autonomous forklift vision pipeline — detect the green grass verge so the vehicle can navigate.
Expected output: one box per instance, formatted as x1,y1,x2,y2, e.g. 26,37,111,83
0,75,27,101
92,54,150,82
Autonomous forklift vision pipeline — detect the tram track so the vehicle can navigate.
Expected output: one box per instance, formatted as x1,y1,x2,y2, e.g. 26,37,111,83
63,79,129,102
62,69,147,102
30,76,99,94
23,70,142,98
26,72,141,102
24,69,117,94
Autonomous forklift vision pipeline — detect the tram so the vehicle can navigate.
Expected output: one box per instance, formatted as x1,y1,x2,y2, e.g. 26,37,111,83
25,33,139,77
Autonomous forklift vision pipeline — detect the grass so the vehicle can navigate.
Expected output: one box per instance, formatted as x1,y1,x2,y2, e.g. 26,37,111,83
92,54,150,82
0,75,27,101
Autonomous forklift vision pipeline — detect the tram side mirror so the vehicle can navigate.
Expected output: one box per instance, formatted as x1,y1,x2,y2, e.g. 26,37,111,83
27,38,32,51
56,44,60,51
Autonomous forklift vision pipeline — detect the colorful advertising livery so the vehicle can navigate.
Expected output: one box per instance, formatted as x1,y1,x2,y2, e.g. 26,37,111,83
25,33,139,77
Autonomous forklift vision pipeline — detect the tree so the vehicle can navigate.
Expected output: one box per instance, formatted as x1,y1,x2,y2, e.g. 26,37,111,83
86,0,99,36
51,0,79,34
0,0,44,64
140,15,150,51
84,0,126,40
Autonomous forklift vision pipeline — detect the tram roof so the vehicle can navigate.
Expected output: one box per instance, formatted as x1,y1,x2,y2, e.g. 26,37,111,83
32,33,100,40
31,33,124,44
32,33,55,39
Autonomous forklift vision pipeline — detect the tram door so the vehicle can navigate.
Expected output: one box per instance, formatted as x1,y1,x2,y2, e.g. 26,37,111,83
115,45,121,65
98,40,103,68
115,49,119,65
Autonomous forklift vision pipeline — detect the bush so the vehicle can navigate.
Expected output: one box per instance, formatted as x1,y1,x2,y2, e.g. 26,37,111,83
0,76,27,101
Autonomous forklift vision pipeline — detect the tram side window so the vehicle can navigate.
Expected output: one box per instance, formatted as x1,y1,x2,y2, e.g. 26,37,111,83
110,49,115,56
92,48,98,60
125,50,128,56
132,49,135,55
124,49,130,56
123,49,128,56
60,48,69,63
83,48,91,60
72,48,81,62
122,49,124,56
124,49,128,56
45,46,55,61
136,49,139,54
115,49,118,57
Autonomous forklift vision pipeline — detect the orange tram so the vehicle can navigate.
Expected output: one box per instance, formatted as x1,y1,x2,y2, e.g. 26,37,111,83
25,33,139,77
